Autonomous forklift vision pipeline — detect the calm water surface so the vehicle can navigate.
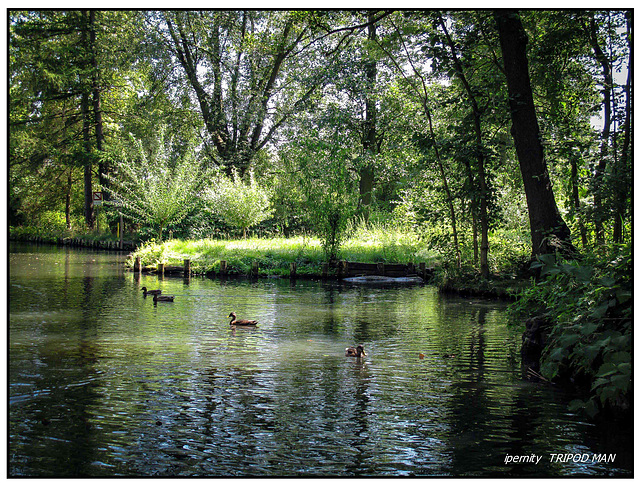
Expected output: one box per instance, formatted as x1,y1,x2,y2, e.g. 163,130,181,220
8,243,633,477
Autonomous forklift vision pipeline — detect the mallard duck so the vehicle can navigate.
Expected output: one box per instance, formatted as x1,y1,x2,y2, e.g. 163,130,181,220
153,294,174,302
345,345,366,357
141,287,162,297
228,312,258,326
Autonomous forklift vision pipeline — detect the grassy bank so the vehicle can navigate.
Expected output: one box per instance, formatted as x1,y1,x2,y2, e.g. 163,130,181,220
127,231,438,277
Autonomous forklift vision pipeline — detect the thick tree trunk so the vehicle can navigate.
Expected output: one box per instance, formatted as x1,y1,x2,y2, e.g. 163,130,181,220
494,10,573,257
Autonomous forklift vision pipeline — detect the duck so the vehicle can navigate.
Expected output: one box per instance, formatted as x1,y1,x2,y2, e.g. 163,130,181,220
153,294,174,302
228,312,258,327
345,344,366,357
141,287,162,297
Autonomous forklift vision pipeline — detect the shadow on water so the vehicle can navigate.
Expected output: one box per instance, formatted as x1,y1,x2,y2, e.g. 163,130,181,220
8,243,633,477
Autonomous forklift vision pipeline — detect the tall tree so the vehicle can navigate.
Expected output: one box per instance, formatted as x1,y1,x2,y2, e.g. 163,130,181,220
494,10,574,257
156,10,327,174
359,11,380,220
437,12,492,277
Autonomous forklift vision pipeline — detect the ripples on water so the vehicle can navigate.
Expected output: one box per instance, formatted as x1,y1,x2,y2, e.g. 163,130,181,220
8,244,633,477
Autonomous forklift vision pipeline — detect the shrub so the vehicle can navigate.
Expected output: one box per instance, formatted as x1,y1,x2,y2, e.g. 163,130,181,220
510,244,632,417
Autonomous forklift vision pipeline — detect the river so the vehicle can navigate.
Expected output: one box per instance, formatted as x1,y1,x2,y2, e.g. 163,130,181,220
7,243,633,477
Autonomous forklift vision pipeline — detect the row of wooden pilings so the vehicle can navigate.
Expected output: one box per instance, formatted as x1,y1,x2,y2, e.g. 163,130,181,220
133,258,433,281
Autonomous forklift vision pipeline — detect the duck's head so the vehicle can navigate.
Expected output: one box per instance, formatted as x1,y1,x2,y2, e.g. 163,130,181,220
141,287,147,291
228,312,237,318
356,345,366,356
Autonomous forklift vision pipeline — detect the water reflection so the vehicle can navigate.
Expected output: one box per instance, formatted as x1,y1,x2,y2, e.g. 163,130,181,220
8,243,632,477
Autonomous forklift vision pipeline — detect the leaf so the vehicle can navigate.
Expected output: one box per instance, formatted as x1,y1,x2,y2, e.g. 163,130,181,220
568,399,585,412
599,276,617,287
579,322,599,336
585,399,599,417
583,343,602,361
538,253,557,266
607,351,631,365
558,333,580,347
595,362,617,378
591,302,610,319
616,289,632,304
549,347,566,361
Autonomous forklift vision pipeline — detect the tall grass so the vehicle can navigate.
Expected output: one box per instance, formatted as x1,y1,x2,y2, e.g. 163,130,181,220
128,221,437,276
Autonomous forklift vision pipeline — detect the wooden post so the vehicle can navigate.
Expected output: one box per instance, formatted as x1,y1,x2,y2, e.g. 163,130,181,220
134,257,141,273
119,213,124,249
157,263,164,277
290,262,297,279
419,262,426,280
220,260,228,276
184,259,191,277
341,260,349,277
252,261,259,277
377,262,385,275
322,263,329,279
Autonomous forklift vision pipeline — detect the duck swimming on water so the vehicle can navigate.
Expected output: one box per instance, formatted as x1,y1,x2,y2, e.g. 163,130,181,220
141,287,162,297
228,312,258,327
345,345,366,357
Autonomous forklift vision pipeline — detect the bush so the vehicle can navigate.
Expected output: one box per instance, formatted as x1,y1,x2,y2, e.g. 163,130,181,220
509,244,632,417
203,169,273,239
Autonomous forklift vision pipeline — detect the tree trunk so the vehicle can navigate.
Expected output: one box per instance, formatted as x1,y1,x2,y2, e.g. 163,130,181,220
81,11,94,229
494,10,573,257
65,170,72,230
360,13,378,221
585,13,613,245
90,11,106,191
613,12,632,243
570,156,588,248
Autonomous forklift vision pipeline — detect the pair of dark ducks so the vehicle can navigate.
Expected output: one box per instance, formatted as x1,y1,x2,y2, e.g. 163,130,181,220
141,287,174,302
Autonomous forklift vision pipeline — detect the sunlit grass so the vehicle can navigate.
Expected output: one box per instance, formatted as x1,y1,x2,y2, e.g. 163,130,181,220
128,225,437,277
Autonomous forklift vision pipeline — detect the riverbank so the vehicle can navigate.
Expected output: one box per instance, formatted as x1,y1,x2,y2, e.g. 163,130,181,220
125,235,438,279
9,226,137,251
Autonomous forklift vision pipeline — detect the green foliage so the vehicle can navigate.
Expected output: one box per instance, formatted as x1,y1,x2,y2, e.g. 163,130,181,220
103,127,207,243
511,244,632,417
203,170,273,239
303,162,359,263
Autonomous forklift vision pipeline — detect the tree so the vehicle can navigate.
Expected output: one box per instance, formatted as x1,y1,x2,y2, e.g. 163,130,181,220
375,12,463,267
494,10,574,257
203,170,273,239
9,10,147,231
155,10,327,174
437,12,493,277
103,127,206,242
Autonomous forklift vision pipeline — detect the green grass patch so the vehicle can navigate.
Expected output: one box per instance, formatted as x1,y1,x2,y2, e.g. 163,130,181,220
128,230,438,277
